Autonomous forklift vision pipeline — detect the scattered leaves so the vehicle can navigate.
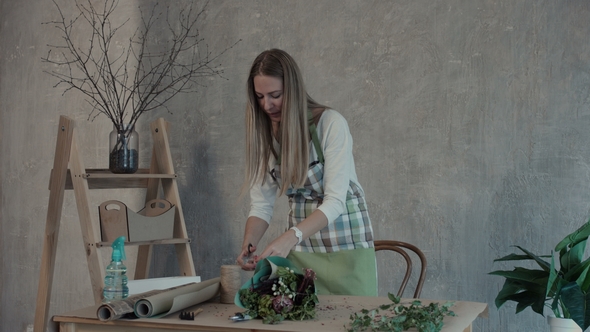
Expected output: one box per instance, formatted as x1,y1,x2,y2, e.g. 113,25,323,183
346,293,455,332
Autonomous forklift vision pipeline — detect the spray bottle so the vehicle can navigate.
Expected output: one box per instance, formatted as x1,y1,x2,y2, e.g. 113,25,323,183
102,236,129,302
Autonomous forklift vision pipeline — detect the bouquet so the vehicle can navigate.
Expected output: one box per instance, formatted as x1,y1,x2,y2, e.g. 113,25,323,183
235,256,318,324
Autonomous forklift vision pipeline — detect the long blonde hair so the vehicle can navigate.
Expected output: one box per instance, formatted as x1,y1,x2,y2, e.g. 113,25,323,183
244,49,327,196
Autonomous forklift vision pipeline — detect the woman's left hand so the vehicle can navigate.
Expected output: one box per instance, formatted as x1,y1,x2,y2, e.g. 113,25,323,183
256,231,299,261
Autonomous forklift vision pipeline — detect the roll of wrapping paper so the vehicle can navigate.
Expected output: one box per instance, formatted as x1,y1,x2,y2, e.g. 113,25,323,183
134,277,220,318
220,265,242,304
97,288,165,321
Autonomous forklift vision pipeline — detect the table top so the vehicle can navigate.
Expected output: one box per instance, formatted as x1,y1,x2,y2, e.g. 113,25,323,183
53,295,488,332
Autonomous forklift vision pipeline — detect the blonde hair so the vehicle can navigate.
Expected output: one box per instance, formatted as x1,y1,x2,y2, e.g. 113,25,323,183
244,49,326,196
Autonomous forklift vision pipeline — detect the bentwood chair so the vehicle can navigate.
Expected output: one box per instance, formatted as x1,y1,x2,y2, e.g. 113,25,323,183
374,240,427,298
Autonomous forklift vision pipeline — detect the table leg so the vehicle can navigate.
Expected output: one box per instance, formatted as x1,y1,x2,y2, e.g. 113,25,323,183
60,322,77,332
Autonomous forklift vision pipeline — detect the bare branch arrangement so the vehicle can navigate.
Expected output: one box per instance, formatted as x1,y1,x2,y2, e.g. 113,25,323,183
42,0,239,133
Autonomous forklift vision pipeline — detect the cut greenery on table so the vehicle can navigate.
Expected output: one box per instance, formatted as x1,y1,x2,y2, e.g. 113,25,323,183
346,293,455,332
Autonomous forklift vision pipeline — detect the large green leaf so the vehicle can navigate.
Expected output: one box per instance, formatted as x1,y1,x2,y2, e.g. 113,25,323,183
560,240,587,272
577,263,590,293
489,267,549,283
563,259,590,290
503,288,546,315
494,278,547,316
549,277,570,316
513,246,552,272
494,253,552,262
560,282,590,330
555,220,590,252
547,252,559,299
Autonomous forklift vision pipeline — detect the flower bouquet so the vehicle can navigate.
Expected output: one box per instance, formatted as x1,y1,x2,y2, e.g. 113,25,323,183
235,256,318,324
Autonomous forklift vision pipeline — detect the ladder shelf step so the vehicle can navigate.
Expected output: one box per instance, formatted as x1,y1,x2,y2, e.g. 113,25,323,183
97,238,190,248
55,169,178,190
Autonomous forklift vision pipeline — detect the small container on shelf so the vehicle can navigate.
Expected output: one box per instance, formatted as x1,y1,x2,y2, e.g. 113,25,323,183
99,199,175,243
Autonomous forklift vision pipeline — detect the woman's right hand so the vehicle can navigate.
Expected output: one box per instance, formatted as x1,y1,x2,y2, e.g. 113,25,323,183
238,217,269,270
237,243,257,271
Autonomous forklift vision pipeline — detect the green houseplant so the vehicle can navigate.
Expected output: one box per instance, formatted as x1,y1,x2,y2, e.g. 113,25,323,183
490,219,590,330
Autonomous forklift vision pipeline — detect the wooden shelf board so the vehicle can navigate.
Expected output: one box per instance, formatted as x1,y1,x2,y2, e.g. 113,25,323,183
83,169,177,179
55,169,178,190
97,238,190,248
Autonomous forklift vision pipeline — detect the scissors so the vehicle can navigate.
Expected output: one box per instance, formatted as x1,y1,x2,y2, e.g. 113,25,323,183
229,312,251,322
244,243,255,265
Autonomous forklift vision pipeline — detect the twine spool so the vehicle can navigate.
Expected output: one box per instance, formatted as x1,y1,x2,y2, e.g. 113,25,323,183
220,265,242,304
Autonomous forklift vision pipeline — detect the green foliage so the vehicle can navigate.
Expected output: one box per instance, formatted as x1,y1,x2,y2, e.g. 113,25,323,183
489,218,590,330
284,291,319,322
238,266,318,325
346,293,455,332
238,287,260,315
258,295,284,324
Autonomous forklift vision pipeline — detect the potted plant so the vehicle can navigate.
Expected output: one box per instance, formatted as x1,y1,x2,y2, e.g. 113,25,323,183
490,219,590,331
42,0,237,173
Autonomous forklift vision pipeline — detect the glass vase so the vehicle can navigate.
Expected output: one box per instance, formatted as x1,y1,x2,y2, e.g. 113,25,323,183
109,124,139,174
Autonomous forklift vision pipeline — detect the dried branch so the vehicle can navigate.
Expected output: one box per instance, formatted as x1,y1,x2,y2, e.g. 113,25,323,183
42,0,240,131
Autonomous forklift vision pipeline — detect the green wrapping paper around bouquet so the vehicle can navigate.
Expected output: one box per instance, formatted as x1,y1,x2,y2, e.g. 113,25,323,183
235,256,318,324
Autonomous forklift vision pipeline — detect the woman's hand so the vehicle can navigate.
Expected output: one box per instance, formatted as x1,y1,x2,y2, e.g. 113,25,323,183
256,230,299,260
237,217,268,271
236,243,257,271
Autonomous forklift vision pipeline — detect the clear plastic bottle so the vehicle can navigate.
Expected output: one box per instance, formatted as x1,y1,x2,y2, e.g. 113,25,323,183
102,236,129,302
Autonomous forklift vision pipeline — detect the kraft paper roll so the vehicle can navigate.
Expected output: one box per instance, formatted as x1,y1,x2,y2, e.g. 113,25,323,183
133,277,220,318
220,265,242,304
96,278,219,321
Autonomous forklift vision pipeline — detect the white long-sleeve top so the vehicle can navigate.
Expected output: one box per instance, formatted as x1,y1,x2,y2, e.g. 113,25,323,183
248,109,366,224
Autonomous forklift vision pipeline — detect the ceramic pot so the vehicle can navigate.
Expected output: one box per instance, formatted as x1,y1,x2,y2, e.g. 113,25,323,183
547,316,582,332
109,124,139,174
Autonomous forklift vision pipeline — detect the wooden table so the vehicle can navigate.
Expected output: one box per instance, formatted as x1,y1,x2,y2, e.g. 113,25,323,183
53,295,488,332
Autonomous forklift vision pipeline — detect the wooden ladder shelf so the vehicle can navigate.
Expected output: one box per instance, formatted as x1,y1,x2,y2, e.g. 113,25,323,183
33,116,196,332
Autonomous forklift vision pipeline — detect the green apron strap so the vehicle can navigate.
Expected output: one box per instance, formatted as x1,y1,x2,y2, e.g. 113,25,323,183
308,109,324,164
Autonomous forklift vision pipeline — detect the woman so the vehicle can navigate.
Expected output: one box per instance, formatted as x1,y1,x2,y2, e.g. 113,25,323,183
236,49,376,296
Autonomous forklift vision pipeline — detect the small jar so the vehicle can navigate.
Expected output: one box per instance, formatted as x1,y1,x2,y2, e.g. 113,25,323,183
109,124,139,173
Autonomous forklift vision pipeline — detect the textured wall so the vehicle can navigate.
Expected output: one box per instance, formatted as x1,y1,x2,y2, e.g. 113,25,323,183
2,1,590,331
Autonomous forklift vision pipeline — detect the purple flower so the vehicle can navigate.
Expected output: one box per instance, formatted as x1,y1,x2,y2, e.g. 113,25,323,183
272,295,294,313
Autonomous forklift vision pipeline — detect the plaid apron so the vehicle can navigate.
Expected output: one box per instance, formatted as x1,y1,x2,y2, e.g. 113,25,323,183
272,115,377,295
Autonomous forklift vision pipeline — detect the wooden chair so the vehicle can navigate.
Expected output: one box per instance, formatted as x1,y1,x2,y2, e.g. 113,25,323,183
374,240,427,298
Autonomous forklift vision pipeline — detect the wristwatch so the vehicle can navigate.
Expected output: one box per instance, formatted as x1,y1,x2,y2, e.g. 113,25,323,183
290,226,303,244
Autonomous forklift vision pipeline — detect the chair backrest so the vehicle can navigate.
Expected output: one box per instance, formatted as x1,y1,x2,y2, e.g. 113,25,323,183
374,240,427,298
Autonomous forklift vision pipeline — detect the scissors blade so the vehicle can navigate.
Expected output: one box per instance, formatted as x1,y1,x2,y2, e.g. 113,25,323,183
229,312,251,322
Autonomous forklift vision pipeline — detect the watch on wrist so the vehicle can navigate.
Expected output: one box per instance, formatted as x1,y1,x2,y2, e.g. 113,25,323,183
290,226,303,244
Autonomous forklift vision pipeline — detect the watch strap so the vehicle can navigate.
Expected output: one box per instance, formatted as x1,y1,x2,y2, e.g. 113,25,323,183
290,226,303,244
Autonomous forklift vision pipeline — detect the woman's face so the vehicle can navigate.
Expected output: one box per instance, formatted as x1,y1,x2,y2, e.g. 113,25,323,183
253,75,283,125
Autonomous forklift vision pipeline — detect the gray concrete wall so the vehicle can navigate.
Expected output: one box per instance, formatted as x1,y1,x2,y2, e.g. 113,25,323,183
2,0,590,331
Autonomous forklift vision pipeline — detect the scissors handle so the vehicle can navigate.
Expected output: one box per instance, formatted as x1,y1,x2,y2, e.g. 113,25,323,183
229,312,251,322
